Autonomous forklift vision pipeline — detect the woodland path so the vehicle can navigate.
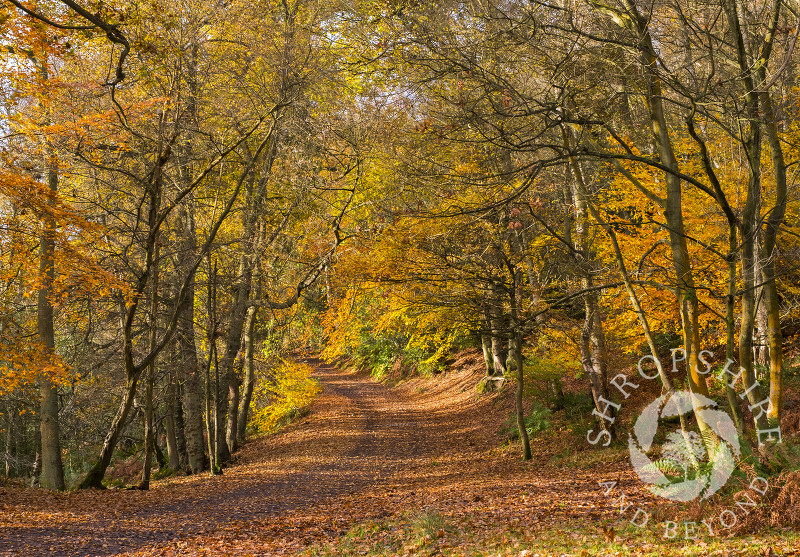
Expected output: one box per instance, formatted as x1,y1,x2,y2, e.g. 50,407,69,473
0,359,639,556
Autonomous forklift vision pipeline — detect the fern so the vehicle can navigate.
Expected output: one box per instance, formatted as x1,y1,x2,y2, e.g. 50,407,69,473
650,458,684,478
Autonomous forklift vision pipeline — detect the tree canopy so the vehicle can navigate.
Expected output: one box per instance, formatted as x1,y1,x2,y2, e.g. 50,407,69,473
1,0,799,494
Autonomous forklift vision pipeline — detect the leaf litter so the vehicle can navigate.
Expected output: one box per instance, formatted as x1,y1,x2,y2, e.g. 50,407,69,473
1,359,795,556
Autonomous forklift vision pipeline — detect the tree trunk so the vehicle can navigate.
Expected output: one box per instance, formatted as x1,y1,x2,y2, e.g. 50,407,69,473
480,329,494,376
512,330,531,461
726,224,746,435
139,364,155,489
176,205,205,474
237,305,259,444
619,0,708,397
217,246,258,463
216,175,264,463
213,339,225,470
175,33,206,474
507,267,531,461
206,259,221,474
163,340,183,471
204,340,217,474
226,371,241,454
79,370,142,489
739,221,768,431
577,158,700,455
3,403,10,477
164,377,181,471
581,292,613,438
38,163,65,491
139,242,160,490
755,249,769,370
152,427,167,468
733,84,767,431
566,143,612,436
758,87,788,426
721,0,782,435
488,287,507,376
218,173,273,460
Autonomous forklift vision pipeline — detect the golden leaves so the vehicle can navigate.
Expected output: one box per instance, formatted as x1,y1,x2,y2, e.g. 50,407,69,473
250,359,320,433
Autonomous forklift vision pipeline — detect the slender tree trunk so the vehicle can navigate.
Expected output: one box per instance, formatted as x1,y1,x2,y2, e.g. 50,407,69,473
164,375,181,471
237,305,259,444
511,328,531,460
755,253,770,369
480,328,494,376
584,190,696,463
79,369,142,488
758,88,788,425
722,0,779,434
4,402,12,477
764,274,784,424
736,129,768,430
213,338,224,470
226,371,241,454
488,286,507,376
581,292,613,437
480,305,495,376
163,341,183,470
590,296,610,389
38,163,64,491
726,224,746,435
139,243,160,490
565,144,613,433
206,259,222,474
173,379,189,470
204,340,217,474
620,0,708,397
32,434,41,485
152,427,167,468
139,363,155,489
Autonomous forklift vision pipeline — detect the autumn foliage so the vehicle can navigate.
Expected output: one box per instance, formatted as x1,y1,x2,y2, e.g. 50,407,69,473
1,0,800,554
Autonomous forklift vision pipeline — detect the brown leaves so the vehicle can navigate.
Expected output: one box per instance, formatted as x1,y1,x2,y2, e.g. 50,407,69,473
3,358,794,556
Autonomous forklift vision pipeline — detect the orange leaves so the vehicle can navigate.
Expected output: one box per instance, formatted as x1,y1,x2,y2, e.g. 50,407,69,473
592,131,737,345
0,170,57,215
0,339,71,395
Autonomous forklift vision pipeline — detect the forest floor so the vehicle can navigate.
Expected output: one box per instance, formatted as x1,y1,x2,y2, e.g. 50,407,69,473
1,356,798,556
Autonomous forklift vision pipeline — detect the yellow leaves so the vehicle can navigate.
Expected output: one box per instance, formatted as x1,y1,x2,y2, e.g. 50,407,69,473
524,331,580,382
250,359,320,433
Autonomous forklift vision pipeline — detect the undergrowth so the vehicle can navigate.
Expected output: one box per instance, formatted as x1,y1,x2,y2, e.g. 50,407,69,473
302,509,799,556
250,359,320,434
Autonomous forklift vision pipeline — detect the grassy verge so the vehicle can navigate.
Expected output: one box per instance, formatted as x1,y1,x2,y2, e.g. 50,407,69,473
302,509,799,556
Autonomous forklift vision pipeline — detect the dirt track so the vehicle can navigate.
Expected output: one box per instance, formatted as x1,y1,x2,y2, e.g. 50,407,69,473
0,360,634,556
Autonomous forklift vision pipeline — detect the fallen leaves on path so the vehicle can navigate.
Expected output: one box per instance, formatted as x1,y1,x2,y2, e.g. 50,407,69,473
0,359,674,556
